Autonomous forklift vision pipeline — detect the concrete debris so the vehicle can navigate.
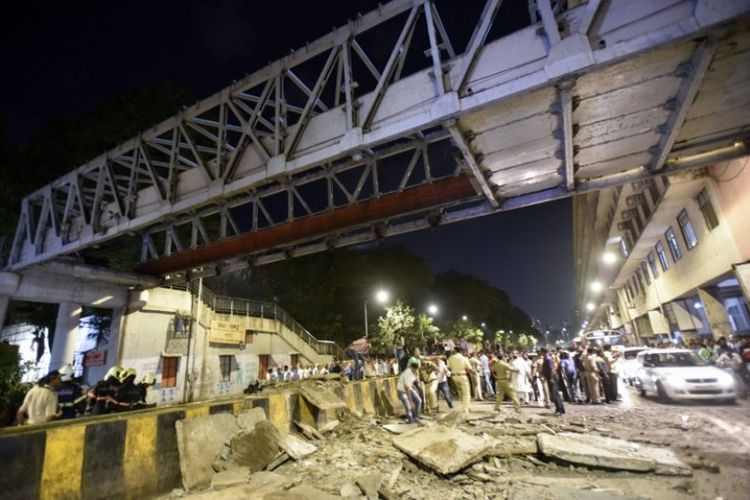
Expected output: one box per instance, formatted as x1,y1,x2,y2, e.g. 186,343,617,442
282,485,342,499
176,413,240,490
488,435,538,456
294,420,324,440
537,432,692,475
279,433,318,460
210,467,249,489
318,419,340,434
237,407,267,430
299,384,347,411
230,420,282,472
265,452,290,471
339,480,360,498
247,471,296,491
355,472,384,500
382,422,418,434
392,425,496,475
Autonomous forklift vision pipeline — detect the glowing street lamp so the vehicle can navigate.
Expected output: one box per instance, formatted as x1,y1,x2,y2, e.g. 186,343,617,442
585,302,596,312
364,289,390,337
427,304,439,316
602,252,617,265
590,281,604,293
462,314,468,321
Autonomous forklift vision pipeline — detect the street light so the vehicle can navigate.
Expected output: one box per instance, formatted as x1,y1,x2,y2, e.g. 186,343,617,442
427,304,439,316
481,322,486,328
590,281,604,293
602,252,617,265
585,302,596,312
462,315,468,321
364,289,390,337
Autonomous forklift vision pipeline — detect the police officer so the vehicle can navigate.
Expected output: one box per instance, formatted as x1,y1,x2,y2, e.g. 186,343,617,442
57,364,86,419
491,355,521,413
88,366,122,415
447,347,473,413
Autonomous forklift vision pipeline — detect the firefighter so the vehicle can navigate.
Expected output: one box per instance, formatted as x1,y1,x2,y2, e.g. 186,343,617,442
112,368,143,412
88,366,122,415
57,364,86,419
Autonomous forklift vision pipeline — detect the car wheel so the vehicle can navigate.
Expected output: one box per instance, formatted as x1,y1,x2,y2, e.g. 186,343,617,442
656,381,670,402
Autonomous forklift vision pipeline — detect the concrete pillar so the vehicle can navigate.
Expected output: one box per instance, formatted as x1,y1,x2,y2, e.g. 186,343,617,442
735,262,750,304
49,303,82,370
697,288,732,340
0,294,9,330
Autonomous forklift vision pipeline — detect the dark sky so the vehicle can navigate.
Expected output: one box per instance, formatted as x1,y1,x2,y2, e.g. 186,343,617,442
0,0,574,326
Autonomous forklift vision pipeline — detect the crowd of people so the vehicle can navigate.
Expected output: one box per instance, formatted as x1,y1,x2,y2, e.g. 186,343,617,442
15,365,156,426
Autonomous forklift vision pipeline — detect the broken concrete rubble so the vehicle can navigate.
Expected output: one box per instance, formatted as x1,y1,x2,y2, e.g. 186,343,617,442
210,467,249,489
299,383,347,411
176,412,240,490
280,433,319,460
392,425,496,475
237,407,267,430
355,472,383,500
230,420,283,472
537,432,692,475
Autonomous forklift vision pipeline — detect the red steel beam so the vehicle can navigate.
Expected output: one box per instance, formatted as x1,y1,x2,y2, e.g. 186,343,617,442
134,176,477,275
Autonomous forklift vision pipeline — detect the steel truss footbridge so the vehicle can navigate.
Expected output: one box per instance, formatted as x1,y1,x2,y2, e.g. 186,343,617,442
6,0,750,282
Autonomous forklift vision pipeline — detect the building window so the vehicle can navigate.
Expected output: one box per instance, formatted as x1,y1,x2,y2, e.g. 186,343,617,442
641,261,651,285
677,209,698,250
697,188,719,230
620,237,630,258
665,227,682,261
655,241,670,271
647,252,659,279
161,356,179,388
635,270,645,294
219,355,233,382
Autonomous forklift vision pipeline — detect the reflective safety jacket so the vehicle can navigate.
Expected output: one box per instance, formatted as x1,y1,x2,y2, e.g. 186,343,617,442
57,381,86,419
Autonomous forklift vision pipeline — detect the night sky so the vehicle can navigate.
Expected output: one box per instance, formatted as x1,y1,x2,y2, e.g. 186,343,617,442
0,0,575,326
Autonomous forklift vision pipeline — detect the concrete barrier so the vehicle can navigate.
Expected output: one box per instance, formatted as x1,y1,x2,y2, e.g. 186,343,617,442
0,378,399,500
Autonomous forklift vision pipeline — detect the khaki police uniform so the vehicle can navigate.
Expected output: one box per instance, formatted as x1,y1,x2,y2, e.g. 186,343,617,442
447,352,472,412
491,359,520,412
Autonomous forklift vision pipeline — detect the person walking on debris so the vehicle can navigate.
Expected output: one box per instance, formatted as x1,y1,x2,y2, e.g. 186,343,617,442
57,364,86,419
491,354,521,413
447,347,473,413
16,370,62,425
541,348,565,416
419,358,439,413
435,356,454,409
397,360,422,423
347,336,370,381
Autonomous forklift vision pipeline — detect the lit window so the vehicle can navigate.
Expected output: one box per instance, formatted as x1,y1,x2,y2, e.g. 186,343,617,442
655,241,669,271
620,237,630,258
677,210,698,250
647,252,659,279
161,356,179,388
641,262,651,285
665,227,682,261
697,188,719,230
219,355,233,382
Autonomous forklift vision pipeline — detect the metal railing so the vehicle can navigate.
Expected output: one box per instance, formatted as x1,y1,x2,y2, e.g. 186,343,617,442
173,283,343,359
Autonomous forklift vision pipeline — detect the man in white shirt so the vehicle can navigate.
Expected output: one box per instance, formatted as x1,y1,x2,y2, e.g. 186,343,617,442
435,357,454,409
397,361,422,423
17,370,62,425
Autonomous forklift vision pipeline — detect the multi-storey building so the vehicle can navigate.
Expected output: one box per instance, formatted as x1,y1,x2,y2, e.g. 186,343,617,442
574,157,750,345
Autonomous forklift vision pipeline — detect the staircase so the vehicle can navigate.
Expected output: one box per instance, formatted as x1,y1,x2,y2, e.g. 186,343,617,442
179,283,345,362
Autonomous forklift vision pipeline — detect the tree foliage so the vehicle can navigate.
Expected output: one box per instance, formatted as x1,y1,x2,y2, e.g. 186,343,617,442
372,301,415,350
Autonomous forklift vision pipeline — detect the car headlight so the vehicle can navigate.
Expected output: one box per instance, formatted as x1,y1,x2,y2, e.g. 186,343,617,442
717,372,735,387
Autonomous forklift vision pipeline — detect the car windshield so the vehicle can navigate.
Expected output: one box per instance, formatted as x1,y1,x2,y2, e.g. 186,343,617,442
624,349,645,360
645,352,707,367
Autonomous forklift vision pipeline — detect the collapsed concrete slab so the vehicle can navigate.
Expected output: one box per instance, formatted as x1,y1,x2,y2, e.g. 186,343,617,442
488,435,538,456
176,413,240,490
299,384,347,411
280,433,318,460
231,420,282,472
237,407,267,430
211,467,250,489
382,422,418,434
537,432,692,475
392,425,495,475
355,473,383,500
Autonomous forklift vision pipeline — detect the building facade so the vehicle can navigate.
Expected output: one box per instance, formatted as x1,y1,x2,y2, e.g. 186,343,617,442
574,157,750,345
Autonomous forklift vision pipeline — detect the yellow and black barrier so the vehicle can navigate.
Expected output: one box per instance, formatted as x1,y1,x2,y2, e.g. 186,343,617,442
0,378,400,500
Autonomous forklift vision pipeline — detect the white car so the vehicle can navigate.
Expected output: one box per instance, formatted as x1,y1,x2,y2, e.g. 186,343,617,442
634,349,736,403
618,347,649,385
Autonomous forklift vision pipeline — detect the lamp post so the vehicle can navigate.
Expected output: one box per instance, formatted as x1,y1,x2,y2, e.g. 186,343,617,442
364,289,390,337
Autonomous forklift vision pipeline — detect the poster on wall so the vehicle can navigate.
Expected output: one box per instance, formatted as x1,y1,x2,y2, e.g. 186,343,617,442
210,320,244,345
84,350,107,367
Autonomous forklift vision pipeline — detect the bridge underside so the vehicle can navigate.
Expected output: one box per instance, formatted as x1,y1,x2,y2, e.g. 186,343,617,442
7,0,750,281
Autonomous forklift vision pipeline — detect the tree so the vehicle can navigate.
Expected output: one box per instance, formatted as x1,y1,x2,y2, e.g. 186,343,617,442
372,301,415,351
451,321,484,345
414,314,440,346
0,343,33,426
517,333,531,350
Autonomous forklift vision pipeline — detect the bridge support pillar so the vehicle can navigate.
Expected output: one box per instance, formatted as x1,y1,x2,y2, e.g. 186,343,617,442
0,294,9,330
49,302,82,370
697,288,732,340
